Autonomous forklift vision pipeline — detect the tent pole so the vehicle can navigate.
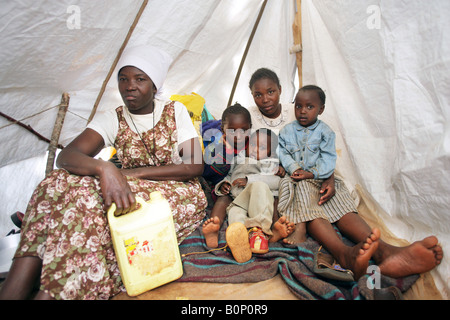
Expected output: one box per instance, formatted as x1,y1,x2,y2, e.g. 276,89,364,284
0,111,64,149
292,0,303,88
87,0,149,123
227,0,268,107
45,93,70,175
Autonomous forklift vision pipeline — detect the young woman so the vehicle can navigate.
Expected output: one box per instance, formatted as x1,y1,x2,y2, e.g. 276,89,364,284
248,68,337,241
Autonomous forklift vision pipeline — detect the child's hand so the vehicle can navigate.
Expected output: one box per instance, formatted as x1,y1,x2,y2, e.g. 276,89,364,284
276,165,286,177
318,174,336,205
232,177,248,188
220,182,232,194
291,169,314,181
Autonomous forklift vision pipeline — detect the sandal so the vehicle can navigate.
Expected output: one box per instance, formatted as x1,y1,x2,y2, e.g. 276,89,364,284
313,246,354,282
248,227,269,254
226,222,252,263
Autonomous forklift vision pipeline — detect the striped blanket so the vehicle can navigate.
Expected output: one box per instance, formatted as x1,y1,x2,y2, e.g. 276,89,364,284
178,221,419,300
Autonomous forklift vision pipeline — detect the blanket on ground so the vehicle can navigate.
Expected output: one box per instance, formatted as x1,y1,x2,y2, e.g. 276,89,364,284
178,221,419,300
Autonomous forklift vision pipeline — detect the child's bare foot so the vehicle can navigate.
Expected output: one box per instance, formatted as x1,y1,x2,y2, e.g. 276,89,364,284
202,216,221,248
270,216,294,243
378,236,443,278
283,223,307,244
339,228,380,280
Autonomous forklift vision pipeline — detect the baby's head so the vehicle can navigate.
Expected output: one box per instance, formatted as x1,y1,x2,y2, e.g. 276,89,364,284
248,128,278,160
221,103,252,151
294,85,326,127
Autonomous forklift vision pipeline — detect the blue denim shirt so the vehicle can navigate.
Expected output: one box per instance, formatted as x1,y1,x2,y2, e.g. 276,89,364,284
278,120,336,179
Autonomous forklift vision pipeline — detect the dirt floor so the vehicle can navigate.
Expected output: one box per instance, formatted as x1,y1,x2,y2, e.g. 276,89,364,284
111,271,442,300
112,275,299,300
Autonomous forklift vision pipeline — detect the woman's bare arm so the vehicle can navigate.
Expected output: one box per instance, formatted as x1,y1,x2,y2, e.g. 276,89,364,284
121,137,204,181
56,128,136,215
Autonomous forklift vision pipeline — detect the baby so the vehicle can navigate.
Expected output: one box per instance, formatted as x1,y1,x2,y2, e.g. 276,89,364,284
215,129,293,263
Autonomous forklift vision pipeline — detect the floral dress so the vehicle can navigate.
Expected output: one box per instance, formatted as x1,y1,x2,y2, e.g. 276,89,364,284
14,101,207,300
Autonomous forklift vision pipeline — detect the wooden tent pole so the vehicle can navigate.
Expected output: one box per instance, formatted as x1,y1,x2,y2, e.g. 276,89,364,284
46,93,70,175
292,0,303,88
0,111,64,149
227,0,268,107
87,0,149,123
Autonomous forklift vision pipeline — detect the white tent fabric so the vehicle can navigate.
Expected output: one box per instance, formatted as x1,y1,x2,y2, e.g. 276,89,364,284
0,0,448,298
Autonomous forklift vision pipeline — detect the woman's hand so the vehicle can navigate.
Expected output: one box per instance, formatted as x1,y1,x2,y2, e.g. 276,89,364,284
98,162,136,216
56,128,136,216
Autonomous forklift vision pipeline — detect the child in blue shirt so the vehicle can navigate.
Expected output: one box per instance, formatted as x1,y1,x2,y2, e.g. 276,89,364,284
278,111,336,180
278,85,381,280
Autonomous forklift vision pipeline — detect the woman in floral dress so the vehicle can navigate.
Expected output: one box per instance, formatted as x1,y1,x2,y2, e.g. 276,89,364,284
0,45,207,300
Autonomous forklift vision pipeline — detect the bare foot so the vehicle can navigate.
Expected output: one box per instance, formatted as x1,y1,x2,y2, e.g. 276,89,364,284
378,236,443,278
339,228,380,280
202,216,221,248
283,223,307,244
270,216,295,243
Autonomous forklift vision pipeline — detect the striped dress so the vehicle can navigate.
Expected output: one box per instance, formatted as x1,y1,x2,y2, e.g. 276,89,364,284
277,176,358,224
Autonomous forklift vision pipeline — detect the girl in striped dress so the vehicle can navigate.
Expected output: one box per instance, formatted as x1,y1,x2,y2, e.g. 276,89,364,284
278,85,380,280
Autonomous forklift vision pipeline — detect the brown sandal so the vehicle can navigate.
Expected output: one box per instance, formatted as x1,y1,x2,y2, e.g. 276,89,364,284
226,222,252,263
313,246,354,282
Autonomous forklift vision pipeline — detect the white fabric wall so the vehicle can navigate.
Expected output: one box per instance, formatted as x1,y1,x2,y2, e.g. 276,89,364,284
301,0,449,298
95,0,297,118
0,0,142,167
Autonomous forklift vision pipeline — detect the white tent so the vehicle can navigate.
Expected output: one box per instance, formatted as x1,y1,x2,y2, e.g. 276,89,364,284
0,0,448,299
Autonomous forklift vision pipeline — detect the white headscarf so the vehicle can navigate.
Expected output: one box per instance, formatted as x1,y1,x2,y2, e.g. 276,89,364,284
116,45,173,99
